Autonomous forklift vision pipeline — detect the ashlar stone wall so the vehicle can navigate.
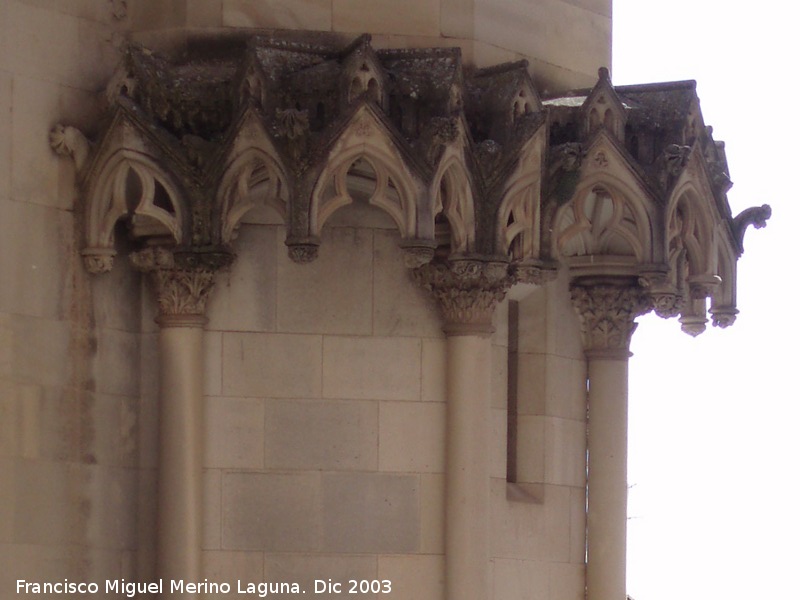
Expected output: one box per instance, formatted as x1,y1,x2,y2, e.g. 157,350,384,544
0,0,141,592
188,203,587,600
191,206,447,598
488,273,587,600
0,1,597,598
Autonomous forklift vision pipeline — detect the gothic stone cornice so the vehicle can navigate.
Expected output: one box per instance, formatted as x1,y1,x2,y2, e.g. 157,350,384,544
50,31,769,338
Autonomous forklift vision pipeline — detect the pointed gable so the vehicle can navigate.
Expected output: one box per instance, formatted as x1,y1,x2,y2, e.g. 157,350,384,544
582,67,627,141
341,35,387,109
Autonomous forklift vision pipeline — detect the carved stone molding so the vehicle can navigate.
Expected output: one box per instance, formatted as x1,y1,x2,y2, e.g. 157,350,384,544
48,32,768,340
637,271,685,319
570,282,652,358
413,260,514,335
512,261,559,286
81,247,117,274
710,306,738,329
285,237,320,264
130,247,223,325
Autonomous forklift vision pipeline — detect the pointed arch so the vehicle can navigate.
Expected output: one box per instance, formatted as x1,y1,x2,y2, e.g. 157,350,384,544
85,149,186,251
666,180,716,278
498,172,540,260
309,109,421,239
342,43,387,109
217,145,290,244
311,148,415,236
496,130,545,260
552,171,656,265
431,154,475,255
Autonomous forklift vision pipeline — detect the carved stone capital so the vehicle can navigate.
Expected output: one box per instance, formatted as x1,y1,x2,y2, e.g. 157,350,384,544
570,282,652,358
399,240,436,269
638,271,685,319
130,247,219,325
285,237,320,264
81,248,117,274
413,259,514,335
710,307,738,329
650,292,684,319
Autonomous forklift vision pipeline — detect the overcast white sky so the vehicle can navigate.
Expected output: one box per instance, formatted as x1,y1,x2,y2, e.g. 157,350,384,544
613,1,799,599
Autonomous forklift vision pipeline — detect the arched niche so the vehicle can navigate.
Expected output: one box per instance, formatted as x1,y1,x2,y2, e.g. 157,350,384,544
431,156,475,256
497,169,541,261
85,149,186,253
310,145,418,240
665,183,716,279
553,178,653,264
217,148,290,244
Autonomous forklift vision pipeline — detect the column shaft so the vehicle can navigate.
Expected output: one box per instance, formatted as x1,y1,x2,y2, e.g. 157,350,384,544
445,333,492,600
586,357,629,600
157,322,205,595
570,281,650,600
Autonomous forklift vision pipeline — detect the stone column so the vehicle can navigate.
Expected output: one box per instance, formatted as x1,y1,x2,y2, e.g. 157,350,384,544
414,260,512,600
570,282,651,600
131,248,220,598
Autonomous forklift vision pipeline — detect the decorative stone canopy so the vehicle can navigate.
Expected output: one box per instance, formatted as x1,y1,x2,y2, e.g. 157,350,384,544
51,30,769,335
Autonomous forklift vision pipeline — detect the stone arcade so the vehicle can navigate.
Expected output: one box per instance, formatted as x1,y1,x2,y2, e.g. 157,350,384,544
2,2,768,600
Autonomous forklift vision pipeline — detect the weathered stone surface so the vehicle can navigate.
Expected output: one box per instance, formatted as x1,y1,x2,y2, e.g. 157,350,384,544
515,415,545,484
321,473,419,553
207,225,278,333
0,200,72,318
551,562,587,600
489,479,570,562
264,399,378,471
322,336,420,401
203,469,222,550
373,230,443,338
419,472,445,553
203,551,264,599
205,397,265,469
378,555,445,600
224,0,332,30
379,401,445,473
263,554,377,597
492,558,549,600
544,417,586,487
421,338,447,403
222,333,322,398
222,472,320,551
277,227,372,335
334,0,440,36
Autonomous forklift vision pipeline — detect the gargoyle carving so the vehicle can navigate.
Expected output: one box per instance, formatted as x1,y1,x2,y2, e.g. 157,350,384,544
733,204,772,251
663,144,691,176
49,124,91,172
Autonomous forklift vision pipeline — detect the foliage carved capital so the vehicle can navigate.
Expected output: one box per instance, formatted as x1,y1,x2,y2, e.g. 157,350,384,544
570,282,652,358
130,247,228,324
413,260,514,335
